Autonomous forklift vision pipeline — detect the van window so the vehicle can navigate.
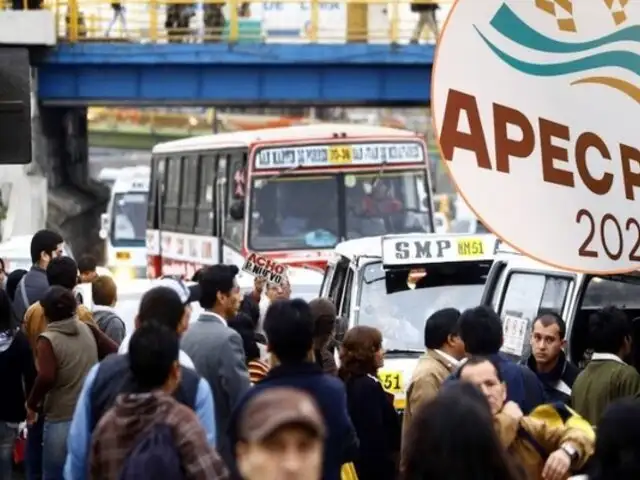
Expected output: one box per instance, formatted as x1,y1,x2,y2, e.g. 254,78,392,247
499,272,571,360
340,268,354,318
320,263,336,298
328,258,349,307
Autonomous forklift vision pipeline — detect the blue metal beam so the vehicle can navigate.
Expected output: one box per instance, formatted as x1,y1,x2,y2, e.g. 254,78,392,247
35,43,433,106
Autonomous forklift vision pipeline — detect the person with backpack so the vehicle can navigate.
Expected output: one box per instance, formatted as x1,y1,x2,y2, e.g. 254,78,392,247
89,323,228,479
64,284,215,480
91,275,126,345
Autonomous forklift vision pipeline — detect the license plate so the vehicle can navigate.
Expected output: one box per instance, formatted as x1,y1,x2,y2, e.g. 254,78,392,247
457,238,485,257
377,371,403,394
328,146,353,165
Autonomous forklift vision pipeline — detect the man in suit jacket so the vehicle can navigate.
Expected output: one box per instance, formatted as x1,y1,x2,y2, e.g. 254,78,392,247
181,264,251,467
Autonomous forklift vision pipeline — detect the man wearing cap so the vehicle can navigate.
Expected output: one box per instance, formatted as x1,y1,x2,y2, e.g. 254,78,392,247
236,387,325,480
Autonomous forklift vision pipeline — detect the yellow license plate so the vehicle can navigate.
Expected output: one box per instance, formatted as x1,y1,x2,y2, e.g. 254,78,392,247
116,251,131,260
328,146,353,165
377,371,403,394
457,238,485,257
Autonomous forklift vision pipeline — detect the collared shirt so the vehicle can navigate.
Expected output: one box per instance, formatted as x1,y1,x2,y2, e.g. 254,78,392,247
591,352,626,365
434,349,460,367
199,311,228,327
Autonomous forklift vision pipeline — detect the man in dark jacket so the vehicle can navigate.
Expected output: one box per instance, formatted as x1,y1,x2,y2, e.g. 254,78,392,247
446,306,547,414
229,299,358,480
13,229,64,323
524,312,579,404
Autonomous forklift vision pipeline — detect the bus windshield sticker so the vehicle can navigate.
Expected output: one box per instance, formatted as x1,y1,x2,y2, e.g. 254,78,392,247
242,252,288,285
254,142,424,169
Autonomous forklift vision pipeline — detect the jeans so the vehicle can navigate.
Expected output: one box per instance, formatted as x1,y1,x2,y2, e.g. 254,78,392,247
26,415,43,480
42,420,70,480
0,422,19,480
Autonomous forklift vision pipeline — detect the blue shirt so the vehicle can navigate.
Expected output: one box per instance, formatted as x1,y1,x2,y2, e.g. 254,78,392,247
63,363,216,480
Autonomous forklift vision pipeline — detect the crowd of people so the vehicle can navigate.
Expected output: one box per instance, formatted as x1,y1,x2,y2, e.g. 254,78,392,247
1,229,640,479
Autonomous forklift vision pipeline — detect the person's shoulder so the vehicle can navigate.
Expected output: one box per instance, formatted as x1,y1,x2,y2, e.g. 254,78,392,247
614,363,640,380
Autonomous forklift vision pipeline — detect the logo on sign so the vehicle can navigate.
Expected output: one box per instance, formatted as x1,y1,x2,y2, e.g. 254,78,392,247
433,0,640,274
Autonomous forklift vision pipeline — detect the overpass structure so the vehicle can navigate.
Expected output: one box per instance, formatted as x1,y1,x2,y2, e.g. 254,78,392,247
0,0,438,257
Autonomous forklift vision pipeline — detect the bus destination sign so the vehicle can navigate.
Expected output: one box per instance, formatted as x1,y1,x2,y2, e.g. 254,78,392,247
254,142,425,169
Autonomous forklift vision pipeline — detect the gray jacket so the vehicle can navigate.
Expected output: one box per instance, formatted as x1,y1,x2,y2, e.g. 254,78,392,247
181,313,251,466
92,307,126,346
13,266,49,323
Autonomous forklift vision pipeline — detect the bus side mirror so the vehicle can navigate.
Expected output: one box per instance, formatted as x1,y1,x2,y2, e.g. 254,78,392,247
229,200,244,221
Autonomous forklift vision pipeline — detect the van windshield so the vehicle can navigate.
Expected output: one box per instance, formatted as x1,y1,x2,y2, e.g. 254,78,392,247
356,261,488,351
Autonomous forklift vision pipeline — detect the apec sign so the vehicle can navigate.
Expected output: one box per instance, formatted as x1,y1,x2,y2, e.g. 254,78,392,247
433,0,640,274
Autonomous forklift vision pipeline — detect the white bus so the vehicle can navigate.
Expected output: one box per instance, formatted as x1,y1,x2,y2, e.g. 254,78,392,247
100,167,150,279
146,124,436,279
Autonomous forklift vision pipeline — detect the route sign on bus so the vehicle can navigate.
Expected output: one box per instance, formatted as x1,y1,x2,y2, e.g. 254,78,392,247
381,234,497,267
254,142,425,169
433,0,640,274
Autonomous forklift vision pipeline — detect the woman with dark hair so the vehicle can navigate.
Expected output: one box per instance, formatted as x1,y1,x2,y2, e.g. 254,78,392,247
26,286,100,479
402,381,524,480
339,326,400,479
0,288,35,479
229,312,269,384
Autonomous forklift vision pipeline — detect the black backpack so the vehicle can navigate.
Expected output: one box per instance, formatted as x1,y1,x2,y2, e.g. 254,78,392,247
119,423,185,480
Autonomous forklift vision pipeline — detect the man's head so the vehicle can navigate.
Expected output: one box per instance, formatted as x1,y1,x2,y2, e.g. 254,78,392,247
128,323,181,394
92,275,118,307
41,285,78,324
424,307,465,359
30,230,64,268
78,255,98,284
589,306,632,358
198,265,241,319
309,298,336,350
459,356,506,415
136,286,189,335
236,387,325,480
457,306,503,356
264,299,314,365
266,279,290,302
46,257,79,290
530,312,566,368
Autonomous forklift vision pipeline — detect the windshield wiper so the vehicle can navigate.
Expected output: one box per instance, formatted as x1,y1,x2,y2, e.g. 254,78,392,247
385,348,423,356
265,164,302,183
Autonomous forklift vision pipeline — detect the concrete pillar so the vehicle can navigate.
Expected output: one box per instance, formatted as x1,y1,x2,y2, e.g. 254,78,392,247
34,104,109,259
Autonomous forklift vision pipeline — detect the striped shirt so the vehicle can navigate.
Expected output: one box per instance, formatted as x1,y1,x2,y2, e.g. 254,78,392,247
248,359,270,384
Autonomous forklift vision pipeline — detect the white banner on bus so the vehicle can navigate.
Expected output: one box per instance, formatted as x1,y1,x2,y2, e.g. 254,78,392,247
254,142,425,169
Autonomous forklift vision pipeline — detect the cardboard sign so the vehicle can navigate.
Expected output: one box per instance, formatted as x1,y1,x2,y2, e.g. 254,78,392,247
381,234,496,266
501,314,529,357
433,0,640,274
242,252,287,285
254,142,424,169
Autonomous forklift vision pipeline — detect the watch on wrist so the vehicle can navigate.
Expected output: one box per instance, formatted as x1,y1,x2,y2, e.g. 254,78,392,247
561,444,578,464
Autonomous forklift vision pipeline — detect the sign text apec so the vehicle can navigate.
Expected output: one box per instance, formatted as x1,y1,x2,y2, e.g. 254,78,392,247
433,0,640,273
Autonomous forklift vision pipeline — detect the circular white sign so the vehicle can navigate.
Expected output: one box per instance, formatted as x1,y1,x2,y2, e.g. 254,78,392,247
433,0,640,274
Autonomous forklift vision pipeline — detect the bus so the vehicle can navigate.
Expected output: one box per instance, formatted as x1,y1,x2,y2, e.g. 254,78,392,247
146,124,435,279
99,167,150,279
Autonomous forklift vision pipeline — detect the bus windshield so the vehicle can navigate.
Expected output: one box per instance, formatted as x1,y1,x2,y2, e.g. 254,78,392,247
111,192,148,247
249,169,431,251
356,262,486,351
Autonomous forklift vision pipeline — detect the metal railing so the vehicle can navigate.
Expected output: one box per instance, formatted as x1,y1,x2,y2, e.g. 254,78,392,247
1,0,449,44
